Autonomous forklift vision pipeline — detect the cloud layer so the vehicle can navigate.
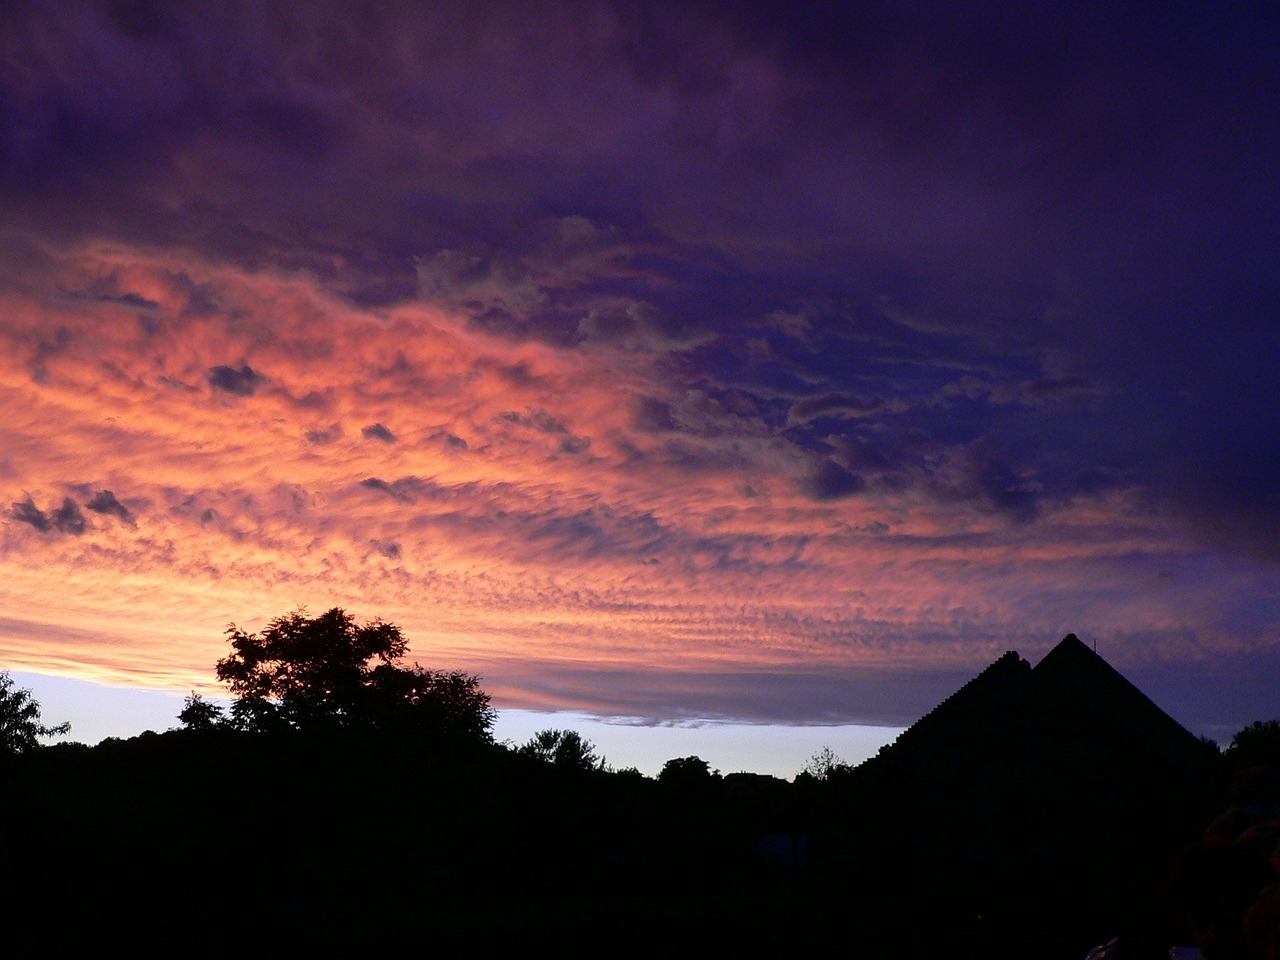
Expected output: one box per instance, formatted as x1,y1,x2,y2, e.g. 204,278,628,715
1,1,1277,733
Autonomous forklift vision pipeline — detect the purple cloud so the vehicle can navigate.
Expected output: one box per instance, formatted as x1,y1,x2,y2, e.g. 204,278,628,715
207,365,266,396
362,423,396,443
85,490,134,526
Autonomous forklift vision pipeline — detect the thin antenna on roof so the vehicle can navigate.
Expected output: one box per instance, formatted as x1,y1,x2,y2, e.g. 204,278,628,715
1093,638,1096,653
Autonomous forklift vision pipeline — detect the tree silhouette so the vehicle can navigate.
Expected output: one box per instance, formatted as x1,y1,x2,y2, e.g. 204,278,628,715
799,745,851,781
212,607,495,739
658,755,717,786
177,692,225,730
1225,719,1280,769
0,671,70,754
518,728,600,770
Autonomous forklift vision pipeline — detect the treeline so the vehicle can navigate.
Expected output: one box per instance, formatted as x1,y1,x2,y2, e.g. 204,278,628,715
2,613,1279,957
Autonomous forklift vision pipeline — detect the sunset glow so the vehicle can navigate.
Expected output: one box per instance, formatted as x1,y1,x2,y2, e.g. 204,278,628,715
3,2,1278,769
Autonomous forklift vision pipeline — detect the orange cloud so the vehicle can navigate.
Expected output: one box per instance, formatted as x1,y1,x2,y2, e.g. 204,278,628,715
0,241,1266,724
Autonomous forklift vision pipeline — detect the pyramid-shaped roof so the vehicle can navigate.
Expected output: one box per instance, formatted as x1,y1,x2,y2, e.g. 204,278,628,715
865,633,1211,779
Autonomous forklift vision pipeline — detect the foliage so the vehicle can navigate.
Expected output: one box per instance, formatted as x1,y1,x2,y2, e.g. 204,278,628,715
518,728,601,770
658,755,718,786
1224,719,1280,769
0,671,70,755
178,692,226,731
608,765,647,779
211,607,495,739
361,662,498,740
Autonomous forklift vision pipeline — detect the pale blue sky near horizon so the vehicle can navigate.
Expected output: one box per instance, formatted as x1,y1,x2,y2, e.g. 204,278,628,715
10,670,907,780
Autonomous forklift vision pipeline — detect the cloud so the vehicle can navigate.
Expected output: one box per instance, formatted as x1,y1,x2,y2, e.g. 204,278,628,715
61,286,159,310
496,409,570,434
787,392,884,425
798,459,866,502
9,496,52,532
924,439,1044,525
9,496,89,535
85,490,135,526
0,2,1277,742
359,477,407,502
357,476,439,504
305,423,342,445
433,431,468,451
207,365,266,396
576,300,716,352
495,407,592,454
361,423,396,443
50,498,89,534
633,396,676,433
371,539,401,559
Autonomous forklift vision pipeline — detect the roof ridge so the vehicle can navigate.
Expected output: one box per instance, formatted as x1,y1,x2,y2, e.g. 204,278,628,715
889,649,1030,749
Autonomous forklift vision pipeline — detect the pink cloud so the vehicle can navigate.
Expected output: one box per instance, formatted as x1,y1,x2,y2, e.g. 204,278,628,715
0,241,1269,727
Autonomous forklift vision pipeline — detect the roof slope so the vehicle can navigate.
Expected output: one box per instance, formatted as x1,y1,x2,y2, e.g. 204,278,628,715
1030,633,1209,769
837,634,1221,955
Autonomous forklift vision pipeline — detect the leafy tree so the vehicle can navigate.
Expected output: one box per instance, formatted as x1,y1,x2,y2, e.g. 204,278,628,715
518,728,600,770
0,671,70,755
608,765,647,779
1224,719,1280,769
361,661,498,741
212,607,496,739
658,755,717,786
177,692,226,730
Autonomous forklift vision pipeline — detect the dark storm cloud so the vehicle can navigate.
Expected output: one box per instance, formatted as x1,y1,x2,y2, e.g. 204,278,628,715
814,427,1058,523
50,498,88,534
305,423,342,445
9,495,89,535
207,365,266,396
361,423,396,443
1,0,1277,560
85,490,135,526
359,477,412,503
798,459,866,503
9,495,52,532
928,439,1043,525
435,432,468,451
633,396,676,433
59,286,160,310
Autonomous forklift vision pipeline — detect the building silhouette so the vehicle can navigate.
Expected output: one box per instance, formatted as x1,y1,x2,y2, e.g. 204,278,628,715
828,634,1220,958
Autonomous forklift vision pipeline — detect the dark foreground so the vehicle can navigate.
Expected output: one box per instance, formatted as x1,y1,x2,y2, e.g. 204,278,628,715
0,724,1238,957
5,637,1274,957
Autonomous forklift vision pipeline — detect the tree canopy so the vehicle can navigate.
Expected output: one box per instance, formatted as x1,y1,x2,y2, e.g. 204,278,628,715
658,755,717,786
518,728,601,770
0,671,70,755
1224,719,1280,769
207,607,496,740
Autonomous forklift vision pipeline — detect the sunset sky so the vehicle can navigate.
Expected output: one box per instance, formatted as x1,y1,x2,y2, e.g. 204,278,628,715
3,1,1278,776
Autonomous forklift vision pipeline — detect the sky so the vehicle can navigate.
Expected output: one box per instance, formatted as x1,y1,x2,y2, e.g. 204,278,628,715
2,1,1279,777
